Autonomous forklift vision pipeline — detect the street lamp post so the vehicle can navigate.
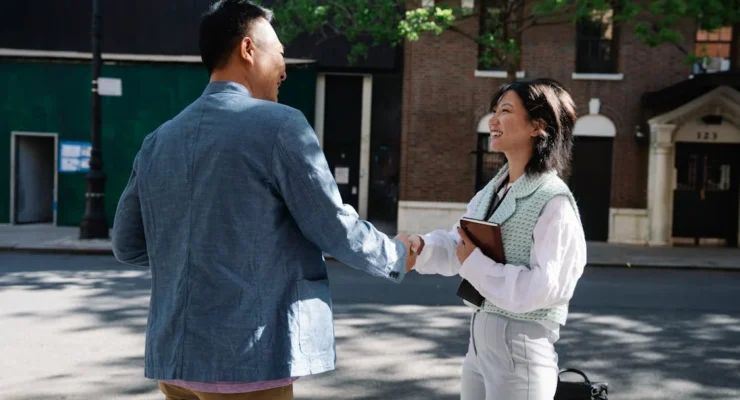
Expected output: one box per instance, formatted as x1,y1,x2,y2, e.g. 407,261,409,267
80,0,109,239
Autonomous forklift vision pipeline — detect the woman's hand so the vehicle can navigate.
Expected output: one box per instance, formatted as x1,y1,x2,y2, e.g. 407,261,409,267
409,235,424,256
456,227,478,264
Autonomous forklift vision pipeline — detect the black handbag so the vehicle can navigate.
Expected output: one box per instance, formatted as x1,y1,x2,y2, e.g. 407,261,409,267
554,368,608,400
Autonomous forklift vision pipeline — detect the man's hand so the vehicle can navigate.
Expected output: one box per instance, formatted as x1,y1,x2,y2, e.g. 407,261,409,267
395,233,417,272
456,227,477,265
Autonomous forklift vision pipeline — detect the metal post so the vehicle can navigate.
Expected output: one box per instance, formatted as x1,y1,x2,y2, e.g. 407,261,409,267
80,0,109,239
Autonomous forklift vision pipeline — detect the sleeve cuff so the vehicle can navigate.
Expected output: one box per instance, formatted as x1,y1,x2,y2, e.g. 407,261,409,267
414,234,434,266
386,238,408,282
459,248,489,286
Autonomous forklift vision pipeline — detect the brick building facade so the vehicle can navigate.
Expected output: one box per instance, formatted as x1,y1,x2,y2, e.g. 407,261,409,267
398,0,740,247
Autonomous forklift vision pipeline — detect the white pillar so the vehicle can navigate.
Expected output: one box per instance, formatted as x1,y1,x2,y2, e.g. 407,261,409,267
647,123,676,246
358,75,373,220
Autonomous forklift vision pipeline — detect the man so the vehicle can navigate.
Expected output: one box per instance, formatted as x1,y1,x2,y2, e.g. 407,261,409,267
111,1,415,399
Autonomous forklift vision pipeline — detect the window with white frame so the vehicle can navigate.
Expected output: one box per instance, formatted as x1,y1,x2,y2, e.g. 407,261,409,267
477,0,517,71
575,9,617,74
695,26,733,74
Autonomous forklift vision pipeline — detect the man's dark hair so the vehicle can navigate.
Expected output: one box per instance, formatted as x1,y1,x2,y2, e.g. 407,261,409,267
199,0,274,74
490,78,578,177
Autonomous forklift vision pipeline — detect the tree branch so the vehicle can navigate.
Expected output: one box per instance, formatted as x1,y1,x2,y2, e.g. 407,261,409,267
321,21,339,38
508,4,576,32
317,24,335,42
512,13,537,26
326,0,357,28
509,0,527,15
454,11,481,23
449,26,480,43
518,16,573,32
647,21,706,73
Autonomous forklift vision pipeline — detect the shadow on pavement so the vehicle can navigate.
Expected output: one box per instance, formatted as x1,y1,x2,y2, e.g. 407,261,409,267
1,254,739,399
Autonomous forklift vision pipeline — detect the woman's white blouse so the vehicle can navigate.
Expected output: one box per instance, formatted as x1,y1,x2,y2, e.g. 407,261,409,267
413,189,587,318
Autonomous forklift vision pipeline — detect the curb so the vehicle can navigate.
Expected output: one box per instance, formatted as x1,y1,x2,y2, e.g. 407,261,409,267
321,254,740,271
586,262,740,271
0,246,114,256
3,248,334,258
2,248,739,271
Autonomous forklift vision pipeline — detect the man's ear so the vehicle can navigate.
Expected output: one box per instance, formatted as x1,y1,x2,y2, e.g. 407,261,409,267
240,37,256,65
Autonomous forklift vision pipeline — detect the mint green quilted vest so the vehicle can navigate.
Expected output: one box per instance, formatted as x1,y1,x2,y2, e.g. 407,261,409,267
467,165,580,325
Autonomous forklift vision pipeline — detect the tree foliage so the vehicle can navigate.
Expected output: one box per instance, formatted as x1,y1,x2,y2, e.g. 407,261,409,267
266,0,740,75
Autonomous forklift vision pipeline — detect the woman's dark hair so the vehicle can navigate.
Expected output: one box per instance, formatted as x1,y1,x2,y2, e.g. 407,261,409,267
490,78,577,177
199,0,274,74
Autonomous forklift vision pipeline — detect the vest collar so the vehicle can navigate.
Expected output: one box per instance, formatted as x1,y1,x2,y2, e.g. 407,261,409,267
479,163,558,224
489,163,557,200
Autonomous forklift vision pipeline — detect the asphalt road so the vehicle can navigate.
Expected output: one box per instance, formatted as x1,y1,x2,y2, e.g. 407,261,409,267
0,253,738,399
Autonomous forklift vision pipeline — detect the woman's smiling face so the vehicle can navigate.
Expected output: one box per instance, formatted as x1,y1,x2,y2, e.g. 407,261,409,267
488,90,539,153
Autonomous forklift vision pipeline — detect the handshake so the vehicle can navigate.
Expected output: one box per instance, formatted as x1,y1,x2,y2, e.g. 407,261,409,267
395,233,424,272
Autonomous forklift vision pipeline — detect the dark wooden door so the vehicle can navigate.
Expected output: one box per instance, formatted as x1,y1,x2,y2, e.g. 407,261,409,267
368,73,401,226
567,136,613,241
323,75,363,210
673,143,740,246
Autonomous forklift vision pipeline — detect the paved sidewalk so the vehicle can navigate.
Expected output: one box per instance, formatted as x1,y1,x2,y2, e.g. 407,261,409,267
586,241,740,270
3,224,740,270
0,224,111,254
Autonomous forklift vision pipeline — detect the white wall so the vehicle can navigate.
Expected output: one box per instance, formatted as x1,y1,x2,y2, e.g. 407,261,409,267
397,201,468,234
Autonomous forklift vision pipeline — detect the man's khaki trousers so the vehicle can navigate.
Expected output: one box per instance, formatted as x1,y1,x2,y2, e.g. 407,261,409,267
158,382,294,400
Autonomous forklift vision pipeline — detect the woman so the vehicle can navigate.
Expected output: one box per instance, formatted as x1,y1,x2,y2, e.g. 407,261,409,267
408,78,587,400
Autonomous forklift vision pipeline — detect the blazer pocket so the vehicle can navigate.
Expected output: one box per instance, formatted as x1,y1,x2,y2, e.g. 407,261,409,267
296,278,335,357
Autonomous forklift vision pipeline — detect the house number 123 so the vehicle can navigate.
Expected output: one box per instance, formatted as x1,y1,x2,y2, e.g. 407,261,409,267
696,131,718,140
